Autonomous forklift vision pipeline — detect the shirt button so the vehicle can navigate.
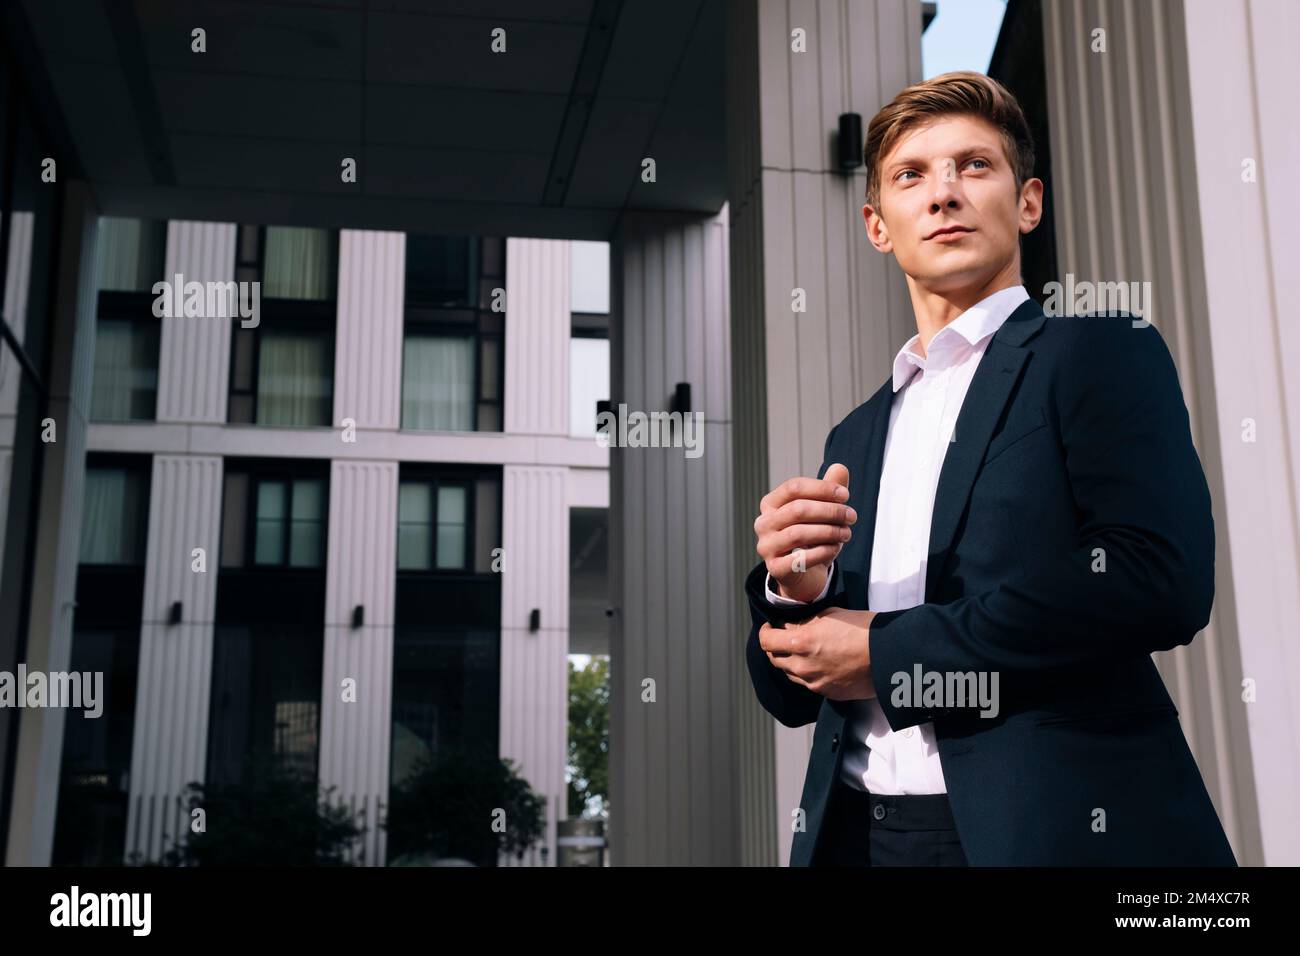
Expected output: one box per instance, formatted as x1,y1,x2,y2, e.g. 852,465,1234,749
830,733,840,753
903,728,914,738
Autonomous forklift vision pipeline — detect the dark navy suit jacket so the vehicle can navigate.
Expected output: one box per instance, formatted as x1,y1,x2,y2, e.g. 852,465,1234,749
745,299,1237,866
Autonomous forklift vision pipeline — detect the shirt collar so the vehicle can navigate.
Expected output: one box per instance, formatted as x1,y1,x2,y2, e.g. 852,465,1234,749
891,284,1031,392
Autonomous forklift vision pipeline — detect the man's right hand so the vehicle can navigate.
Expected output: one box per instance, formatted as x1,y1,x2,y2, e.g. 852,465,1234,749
753,463,854,603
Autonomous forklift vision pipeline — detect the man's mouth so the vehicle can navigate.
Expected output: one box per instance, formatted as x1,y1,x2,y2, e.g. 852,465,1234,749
925,225,975,241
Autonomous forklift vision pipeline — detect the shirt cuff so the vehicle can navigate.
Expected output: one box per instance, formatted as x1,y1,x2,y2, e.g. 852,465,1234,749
765,562,835,605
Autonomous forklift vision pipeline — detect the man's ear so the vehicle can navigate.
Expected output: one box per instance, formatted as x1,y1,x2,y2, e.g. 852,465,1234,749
862,202,892,253
1018,177,1044,235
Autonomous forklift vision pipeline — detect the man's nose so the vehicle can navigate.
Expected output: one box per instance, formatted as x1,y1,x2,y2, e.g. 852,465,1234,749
928,162,963,210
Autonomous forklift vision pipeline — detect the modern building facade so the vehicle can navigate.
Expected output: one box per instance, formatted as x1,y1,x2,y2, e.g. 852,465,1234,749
2,0,1297,867
2,212,612,866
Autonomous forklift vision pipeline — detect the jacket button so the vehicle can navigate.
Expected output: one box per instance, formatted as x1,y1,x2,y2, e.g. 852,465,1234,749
830,733,840,752
873,804,887,821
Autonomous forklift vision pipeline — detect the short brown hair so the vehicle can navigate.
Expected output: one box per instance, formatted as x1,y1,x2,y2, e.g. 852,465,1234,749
863,71,1035,209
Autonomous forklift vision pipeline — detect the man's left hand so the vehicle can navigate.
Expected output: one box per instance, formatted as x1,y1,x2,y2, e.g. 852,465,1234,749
759,608,878,701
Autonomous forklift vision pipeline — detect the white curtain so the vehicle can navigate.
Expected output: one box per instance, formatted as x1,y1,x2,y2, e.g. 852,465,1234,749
80,468,138,564
263,227,331,300
90,319,138,421
402,335,475,430
96,217,162,292
256,332,329,426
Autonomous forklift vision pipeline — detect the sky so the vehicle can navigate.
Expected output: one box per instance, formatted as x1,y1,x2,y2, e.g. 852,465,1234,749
922,0,1009,78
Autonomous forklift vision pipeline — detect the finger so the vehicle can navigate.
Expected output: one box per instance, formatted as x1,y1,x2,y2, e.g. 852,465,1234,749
758,622,796,655
765,522,852,559
761,498,856,536
768,544,842,579
760,476,851,514
823,462,850,491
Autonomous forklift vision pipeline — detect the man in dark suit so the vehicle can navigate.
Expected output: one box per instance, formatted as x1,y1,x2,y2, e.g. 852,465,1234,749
745,71,1236,867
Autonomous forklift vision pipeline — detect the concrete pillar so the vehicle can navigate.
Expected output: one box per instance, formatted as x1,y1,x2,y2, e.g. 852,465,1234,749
609,207,734,865
333,230,405,433
320,459,398,866
1041,0,1289,865
4,181,99,866
124,454,223,862
498,238,572,865
725,0,921,865
156,221,236,423
499,464,569,866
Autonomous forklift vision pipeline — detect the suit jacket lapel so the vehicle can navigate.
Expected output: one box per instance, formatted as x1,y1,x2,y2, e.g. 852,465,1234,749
923,298,1047,601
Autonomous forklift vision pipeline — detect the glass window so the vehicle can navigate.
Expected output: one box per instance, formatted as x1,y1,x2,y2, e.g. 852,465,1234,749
90,318,160,421
289,478,324,567
228,224,337,426
406,235,474,308
401,334,475,431
436,485,468,570
79,467,148,565
224,466,327,569
254,330,331,427
397,483,433,571
95,217,165,293
263,226,333,300
254,480,287,565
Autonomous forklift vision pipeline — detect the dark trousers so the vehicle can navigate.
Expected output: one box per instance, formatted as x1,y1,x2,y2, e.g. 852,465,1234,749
814,778,969,866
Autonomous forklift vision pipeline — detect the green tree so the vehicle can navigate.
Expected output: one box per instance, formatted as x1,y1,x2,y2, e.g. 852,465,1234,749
149,759,364,866
567,656,609,819
385,751,544,865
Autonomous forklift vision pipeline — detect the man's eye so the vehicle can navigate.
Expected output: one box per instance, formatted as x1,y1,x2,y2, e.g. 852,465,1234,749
966,158,989,170
897,170,919,181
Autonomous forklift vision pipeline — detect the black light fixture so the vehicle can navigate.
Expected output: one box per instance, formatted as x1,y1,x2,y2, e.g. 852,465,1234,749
168,601,182,626
670,382,691,415
838,113,863,172
595,399,612,435
529,608,541,633
352,605,364,629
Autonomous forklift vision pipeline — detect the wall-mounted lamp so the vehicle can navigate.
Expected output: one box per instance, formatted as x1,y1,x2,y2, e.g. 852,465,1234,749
838,113,863,172
352,605,364,629
595,399,612,435
670,382,691,416
529,608,541,633
168,601,182,626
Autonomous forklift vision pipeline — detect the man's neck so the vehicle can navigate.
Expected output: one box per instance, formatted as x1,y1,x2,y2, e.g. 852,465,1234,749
906,262,1023,356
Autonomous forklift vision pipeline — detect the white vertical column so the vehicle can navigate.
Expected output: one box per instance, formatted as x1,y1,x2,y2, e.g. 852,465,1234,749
504,238,570,436
499,465,569,866
1178,0,1299,865
5,182,99,866
333,230,405,433
726,0,921,866
319,460,398,865
609,207,735,866
1041,0,1287,865
124,454,223,862
156,221,236,423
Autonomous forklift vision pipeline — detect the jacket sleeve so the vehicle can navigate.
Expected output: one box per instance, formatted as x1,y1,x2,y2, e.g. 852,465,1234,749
870,317,1215,731
744,424,847,728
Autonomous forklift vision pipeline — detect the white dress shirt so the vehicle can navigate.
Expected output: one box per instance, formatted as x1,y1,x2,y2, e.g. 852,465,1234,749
765,284,1030,794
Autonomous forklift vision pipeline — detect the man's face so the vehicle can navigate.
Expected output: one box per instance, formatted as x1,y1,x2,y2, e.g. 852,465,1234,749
863,114,1041,293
